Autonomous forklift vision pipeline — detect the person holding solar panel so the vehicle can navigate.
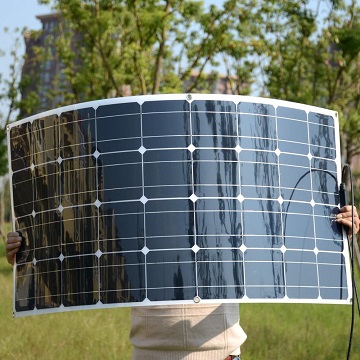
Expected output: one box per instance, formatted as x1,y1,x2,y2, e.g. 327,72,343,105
6,204,359,359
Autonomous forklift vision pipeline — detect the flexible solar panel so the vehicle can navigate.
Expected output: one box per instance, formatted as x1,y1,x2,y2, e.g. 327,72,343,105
8,94,352,317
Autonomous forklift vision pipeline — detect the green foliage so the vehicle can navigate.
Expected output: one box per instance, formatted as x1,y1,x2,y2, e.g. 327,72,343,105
0,29,26,175
336,23,360,60
25,0,260,103
0,129,8,176
262,0,360,173
1,1,360,182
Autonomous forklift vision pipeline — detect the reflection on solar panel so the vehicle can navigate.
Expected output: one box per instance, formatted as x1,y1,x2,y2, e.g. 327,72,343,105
8,94,352,317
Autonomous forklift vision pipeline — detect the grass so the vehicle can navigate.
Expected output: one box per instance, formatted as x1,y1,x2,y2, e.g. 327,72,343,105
241,301,360,359
0,224,359,359
0,228,132,360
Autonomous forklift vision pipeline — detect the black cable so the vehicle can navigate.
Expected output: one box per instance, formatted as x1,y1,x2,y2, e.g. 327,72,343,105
340,173,360,317
282,168,337,237
341,164,358,360
274,164,358,357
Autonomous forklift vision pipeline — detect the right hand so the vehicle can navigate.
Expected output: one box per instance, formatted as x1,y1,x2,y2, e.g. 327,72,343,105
6,232,22,266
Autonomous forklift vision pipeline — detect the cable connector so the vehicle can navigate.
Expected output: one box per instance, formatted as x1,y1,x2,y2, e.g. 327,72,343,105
339,183,348,207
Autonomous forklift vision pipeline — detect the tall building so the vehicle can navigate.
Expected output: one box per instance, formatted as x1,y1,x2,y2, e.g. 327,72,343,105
21,13,63,116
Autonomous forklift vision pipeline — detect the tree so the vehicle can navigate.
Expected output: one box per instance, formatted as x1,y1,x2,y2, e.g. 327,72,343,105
8,0,360,171
6,0,360,170
29,0,261,111
262,0,360,171
0,28,27,174
0,28,27,235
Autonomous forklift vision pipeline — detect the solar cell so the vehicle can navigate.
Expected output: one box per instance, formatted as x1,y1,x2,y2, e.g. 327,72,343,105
7,94,351,317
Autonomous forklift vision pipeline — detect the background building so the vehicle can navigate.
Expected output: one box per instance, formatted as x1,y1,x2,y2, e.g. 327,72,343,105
22,13,63,115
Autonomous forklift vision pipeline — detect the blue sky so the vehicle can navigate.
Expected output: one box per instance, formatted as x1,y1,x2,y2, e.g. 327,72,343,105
0,0,52,78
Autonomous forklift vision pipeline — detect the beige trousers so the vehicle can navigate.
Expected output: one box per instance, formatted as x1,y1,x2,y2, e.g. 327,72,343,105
130,303,247,360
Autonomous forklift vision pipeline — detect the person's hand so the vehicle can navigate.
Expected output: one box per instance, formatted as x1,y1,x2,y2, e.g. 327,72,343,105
6,232,22,266
336,205,359,235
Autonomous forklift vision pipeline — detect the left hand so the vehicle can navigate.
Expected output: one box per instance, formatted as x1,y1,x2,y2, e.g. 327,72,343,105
6,231,23,266
336,205,359,235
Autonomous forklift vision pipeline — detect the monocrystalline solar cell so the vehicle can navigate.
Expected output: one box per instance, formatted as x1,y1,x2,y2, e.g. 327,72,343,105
7,94,352,317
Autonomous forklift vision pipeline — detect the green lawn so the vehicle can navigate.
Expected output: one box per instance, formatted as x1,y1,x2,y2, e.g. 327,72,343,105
0,228,132,360
0,229,359,359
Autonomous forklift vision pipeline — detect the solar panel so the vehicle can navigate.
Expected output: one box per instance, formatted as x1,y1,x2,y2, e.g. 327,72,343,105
8,94,352,317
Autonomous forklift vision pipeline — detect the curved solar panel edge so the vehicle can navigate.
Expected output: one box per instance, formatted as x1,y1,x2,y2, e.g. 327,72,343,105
7,94,352,317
